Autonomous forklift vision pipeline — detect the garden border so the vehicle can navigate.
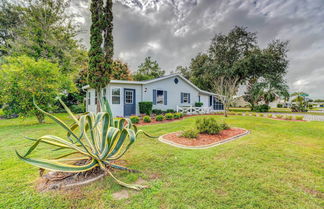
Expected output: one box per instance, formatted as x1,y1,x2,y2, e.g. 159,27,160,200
158,128,250,149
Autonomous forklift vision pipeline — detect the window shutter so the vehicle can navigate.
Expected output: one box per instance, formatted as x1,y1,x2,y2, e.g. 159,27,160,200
164,91,167,105
188,94,191,104
153,89,157,105
181,93,183,103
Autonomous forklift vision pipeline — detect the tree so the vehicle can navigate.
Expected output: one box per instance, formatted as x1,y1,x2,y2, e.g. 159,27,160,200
111,60,132,80
291,92,309,112
243,78,264,109
173,65,191,80
133,57,165,81
0,56,67,123
4,0,85,75
211,75,240,117
261,77,289,105
88,0,113,111
188,53,211,90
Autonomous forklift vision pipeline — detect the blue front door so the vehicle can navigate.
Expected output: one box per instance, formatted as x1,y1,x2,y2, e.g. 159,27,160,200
124,88,136,116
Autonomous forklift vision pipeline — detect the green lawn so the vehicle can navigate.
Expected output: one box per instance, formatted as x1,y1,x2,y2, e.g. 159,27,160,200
0,114,323,208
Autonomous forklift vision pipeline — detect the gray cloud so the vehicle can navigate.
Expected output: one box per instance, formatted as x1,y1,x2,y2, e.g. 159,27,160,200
71,0,324,98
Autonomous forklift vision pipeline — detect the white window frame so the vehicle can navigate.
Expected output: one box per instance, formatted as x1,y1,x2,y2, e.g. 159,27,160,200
125,90,134,104
111,88,121,104
156,90,164,105
183,93,190,103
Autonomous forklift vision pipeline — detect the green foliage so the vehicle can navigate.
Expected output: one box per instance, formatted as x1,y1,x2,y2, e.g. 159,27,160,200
259,113,264,117
155,115,164,121
181,129,198,139
252,113,257,117
237,112,243,115
166,109,175,113
252,104,270,112
295,116,304,120
165,113,173,120
220,122,230,130
178,112,184,118
16,98,153,190
0,56,67,123
194,102,203,107
143,116,151,123
139,102,153,115
268,114,273,118
111,60,132,80
285,115,293,120
70,104,85,113
196,117,221,135
152,109,163,115
277,104,283,108
276,115,283,119
133,57,165,81
174,113,181,119
130,115,140,124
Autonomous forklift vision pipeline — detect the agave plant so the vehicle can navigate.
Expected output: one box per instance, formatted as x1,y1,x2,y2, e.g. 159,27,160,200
16,98,153,190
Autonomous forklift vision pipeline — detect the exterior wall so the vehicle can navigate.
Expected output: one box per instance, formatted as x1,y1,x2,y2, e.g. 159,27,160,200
199,94,210,107
86,89,97,113
142,75,200,111
107,83,142,117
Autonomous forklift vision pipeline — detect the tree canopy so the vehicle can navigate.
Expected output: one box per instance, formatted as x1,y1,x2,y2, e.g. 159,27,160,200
133,56,165,81
0,56,68,123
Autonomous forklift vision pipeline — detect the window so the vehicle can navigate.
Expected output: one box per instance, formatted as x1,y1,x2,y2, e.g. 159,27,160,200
88,92,91,105
182,93,190,103
157,90,164,104
111,88,120,104
125,90,134,104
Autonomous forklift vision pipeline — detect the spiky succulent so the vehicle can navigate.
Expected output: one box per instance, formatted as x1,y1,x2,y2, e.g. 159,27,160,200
16,98,153,190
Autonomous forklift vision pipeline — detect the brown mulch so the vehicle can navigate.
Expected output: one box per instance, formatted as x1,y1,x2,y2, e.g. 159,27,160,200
162,128,246,146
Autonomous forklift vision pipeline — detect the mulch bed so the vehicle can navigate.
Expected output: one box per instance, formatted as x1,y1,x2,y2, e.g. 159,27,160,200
162,128,246,147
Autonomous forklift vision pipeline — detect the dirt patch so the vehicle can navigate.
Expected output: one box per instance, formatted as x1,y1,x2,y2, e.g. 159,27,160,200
112,190,130,200
162,128,246,147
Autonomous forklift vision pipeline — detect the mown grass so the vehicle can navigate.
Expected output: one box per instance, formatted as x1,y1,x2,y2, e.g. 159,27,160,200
0,114,323,208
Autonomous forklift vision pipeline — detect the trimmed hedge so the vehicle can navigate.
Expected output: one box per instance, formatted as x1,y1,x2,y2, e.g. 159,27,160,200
165,113,173,120
130,115,140,124
155,115,164,121
194,102,203,107
139,101,153,115
143,115,151,123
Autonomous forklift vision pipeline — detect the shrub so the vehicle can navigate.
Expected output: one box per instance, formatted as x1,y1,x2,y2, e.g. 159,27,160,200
252,113,257,117
276,115,283,119
165,113,173,120
174,113,181,119
152,109,162,115
70,104,85,113
155,115,164,121
181,129,198,139
220,122,230,130
267,114,273,118
130,115,140,124
259,113,264,117
143,115,151,123
178,112,184,118
194,102,203,107
166,109,175,113
277,104,283,108
285,115,293,120
196,117,221,135
295,116,304,120
139,102,153,115
237,112,243,116
252,104,270,112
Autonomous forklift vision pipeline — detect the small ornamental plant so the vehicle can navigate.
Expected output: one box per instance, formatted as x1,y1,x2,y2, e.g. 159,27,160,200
196,117,221,135
143,115,151,123
181,129,198,139
285,115,293,120
252,113,257,117
178,112,184,118
155,115,164,121
259,113,264,117
295,116,304,120
267,114,273,118
220,122,230,130
174,113,181,119
237,112,243,116
165,113,173,120
130,115,140,124
276,115,283,119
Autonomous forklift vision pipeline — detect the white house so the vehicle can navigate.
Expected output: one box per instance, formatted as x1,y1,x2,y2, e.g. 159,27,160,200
82,74,224,117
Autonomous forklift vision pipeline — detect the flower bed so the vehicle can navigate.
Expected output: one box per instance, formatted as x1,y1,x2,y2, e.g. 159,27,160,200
159,128,248,149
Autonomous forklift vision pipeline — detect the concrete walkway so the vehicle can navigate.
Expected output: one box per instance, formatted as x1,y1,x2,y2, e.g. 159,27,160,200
269,112,324,121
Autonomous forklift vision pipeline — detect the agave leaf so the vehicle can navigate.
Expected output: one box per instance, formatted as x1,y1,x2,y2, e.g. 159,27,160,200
58,98,79,125
55,152,81,159
106,169,147,190
80,115,99,156
100,97,113,126
33,98,78,142
16,151,98,172
100,127,120,159
108,128,136,160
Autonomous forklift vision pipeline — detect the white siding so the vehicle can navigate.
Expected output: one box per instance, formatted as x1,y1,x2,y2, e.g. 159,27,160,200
199,94,210,107
143,75,200,111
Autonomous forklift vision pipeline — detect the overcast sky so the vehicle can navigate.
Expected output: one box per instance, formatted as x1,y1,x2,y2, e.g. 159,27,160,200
71,0,324,98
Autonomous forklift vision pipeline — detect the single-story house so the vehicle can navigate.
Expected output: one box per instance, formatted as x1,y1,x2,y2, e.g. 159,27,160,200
82,74,224,117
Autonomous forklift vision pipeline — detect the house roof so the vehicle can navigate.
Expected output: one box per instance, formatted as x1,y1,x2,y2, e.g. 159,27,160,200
82,74,222,97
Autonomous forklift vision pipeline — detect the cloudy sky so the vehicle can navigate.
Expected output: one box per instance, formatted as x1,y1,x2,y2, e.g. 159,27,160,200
71,0,324,98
